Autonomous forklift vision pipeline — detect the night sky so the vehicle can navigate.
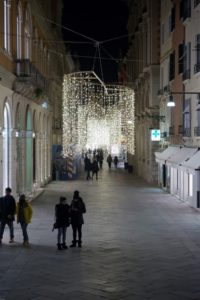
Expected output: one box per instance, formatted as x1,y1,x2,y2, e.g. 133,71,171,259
62,0,128,83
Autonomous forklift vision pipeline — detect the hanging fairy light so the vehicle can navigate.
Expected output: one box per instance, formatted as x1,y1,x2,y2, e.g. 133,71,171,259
62,71,135,156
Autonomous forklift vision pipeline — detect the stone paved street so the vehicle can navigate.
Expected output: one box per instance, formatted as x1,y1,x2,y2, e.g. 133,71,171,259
1,166,200,299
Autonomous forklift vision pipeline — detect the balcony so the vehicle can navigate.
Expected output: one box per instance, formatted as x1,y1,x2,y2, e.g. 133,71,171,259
15,59,47,89
194,126,200,136
194,64,200,74
169,126,174,136
183,69,190,80
183,127,191,137
14,59,48,101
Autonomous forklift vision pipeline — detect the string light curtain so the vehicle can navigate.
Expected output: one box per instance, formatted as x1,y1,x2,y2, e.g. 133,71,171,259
62,71,135,155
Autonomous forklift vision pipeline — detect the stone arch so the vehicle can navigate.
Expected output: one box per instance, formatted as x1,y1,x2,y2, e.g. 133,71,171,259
3,100,12,191
25,105,32,191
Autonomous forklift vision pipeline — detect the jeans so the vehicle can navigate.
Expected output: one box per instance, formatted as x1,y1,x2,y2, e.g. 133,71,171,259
0,219,14,240
57,227,67,244
20,222,28,242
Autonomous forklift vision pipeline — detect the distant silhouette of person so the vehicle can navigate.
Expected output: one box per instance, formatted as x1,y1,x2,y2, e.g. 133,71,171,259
0,187,16,244
16,194,33,247
92,158,99,180
70,191,86,248
107,154,112,169
98,150,104,169
84,155,92,180
114,156,119,168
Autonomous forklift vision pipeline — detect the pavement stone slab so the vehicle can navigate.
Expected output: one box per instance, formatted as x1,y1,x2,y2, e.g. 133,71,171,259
1,167,200,299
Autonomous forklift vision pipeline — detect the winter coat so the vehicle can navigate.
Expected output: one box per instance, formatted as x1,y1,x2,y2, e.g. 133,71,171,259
114,156,119,165
70,198,86,226
107,155,112,163
0,195,16,221
84,157,92,171
92,160,99,172
55,203,70,228
16,201,33,224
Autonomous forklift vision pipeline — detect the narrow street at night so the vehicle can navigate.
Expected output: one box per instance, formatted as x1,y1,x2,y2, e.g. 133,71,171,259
1,167,200,300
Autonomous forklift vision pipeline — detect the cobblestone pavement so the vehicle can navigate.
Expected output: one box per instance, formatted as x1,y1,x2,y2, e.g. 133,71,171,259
1,166,200,299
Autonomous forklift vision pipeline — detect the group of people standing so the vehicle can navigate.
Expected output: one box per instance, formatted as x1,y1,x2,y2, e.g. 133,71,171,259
84,149,104,181
0,188,86,251
84,149,120,180
0,187,32,246
54,190,86,250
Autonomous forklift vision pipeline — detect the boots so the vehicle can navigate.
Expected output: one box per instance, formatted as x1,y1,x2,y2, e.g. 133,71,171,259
70,241,76,248
78,241,82,248
62,243,68,249
57,243,62,250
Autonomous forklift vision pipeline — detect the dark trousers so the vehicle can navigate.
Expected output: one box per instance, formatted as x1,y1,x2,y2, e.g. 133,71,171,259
0,219,14,240
92,171,98,180
20,222,28,242
72,224,82,243
86,170,91,180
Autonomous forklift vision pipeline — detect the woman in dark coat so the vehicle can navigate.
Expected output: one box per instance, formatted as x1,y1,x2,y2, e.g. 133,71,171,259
91,158,99,180
55,196,70,250
70,191,86,248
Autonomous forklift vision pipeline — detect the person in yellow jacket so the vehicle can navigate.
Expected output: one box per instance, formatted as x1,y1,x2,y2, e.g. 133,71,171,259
16,194,33,246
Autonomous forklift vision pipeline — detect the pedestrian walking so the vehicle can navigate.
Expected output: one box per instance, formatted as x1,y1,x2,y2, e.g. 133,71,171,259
0,187,16,244
92,158,99,180
99,151,104,169
114,156,119,168
70,191,86,248
55,196,70,250
84,155,92,180
16,194,33,247
107,154,112,169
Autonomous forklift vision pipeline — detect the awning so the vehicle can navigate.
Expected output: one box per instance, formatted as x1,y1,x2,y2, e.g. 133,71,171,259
180,149,200,172
155,146,181,164
166,147,198,167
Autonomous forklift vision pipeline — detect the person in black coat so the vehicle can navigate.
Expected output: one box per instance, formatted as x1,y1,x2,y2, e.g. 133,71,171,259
92,158,99,180
55,196,70,250
107,154,112,169
84,155,92,180
114,156,119,168
70,190,86,248
0,187,16,244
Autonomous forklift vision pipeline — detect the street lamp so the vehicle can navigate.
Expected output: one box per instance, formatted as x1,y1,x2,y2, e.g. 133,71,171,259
167,92,200,107
167,95,175,107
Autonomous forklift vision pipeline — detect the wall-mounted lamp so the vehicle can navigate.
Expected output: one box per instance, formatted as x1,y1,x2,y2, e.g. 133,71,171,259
167,92,200,107
167,95,175,107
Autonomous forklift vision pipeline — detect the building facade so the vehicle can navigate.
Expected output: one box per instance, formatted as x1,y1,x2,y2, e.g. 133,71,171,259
0,0,74,198
155,0,200,209
125,0,160,183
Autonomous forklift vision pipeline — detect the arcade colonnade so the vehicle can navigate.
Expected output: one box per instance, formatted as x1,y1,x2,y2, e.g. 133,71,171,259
0,87,51,198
